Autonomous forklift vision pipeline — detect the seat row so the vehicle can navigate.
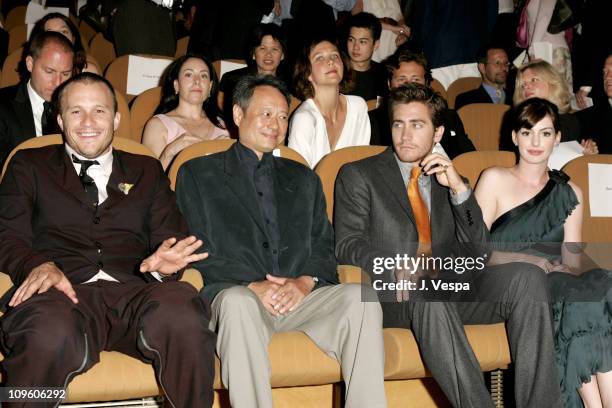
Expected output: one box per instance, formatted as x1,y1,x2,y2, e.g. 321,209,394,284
2,135,611,406
0,136,515,407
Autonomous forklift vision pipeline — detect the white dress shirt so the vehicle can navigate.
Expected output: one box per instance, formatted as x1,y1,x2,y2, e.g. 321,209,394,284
27,80,46,136
66,145,118,283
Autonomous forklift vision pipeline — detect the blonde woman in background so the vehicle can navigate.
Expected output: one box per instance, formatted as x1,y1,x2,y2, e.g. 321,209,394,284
500,59,597,154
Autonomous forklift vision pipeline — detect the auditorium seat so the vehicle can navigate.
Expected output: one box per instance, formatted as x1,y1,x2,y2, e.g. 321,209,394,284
446,77,482,109
430,78,448,102
167,139,308,189
89,32,116,72
0,47,21,88
4,5,26,32
130,86,162,143
7,24,25,54
175,36,189,58
452,150,516,187
458,103,510,151
314,145,511,407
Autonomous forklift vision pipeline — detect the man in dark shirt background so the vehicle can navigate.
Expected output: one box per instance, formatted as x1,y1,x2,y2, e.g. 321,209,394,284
369,49,475,158
345,12,388,102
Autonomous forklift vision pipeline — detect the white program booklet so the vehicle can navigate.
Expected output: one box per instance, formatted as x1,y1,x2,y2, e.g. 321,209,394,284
588,163,612,217
548,141,583,171
220,61,247,79
126,55,172,96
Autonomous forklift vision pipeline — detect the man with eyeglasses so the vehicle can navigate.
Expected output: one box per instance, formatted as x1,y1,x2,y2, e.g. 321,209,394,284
455,45,513,110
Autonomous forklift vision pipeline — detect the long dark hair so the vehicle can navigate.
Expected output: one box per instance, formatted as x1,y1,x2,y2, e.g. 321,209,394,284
155,53,223,129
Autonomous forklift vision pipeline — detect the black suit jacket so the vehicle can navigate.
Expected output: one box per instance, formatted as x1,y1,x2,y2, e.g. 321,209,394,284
454,85,512,110
176,143,339,303
0,82,37,169
577,100,612,154
0,145,187,291
369,100,476,159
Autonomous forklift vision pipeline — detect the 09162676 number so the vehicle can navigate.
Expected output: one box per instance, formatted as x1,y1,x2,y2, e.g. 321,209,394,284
0,387,66,402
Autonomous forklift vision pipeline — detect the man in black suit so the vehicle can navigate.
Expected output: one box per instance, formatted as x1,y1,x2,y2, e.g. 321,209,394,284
336,83,562,407
369,50,476,159
455,45,512,110
176,75,387,408
577,53,612,154
0,73,216,407
0,31,74,169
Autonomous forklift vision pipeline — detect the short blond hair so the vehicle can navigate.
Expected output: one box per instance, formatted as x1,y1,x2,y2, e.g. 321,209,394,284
513,60,571,114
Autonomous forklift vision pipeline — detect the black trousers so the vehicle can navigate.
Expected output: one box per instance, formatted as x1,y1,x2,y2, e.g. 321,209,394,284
382,263,563,408
0,280,216,408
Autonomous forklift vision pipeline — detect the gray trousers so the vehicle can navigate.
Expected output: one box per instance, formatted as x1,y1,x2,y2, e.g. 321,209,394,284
210,283,387,408
383,263,563,408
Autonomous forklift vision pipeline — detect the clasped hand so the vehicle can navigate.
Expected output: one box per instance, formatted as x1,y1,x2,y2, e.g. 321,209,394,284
248,274,315,316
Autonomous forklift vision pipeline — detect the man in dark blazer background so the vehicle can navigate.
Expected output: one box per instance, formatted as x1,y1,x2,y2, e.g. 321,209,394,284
336,83,562,407
176,75,387,408
454,45,513,110
577,52,612,154
369,50,476,159
0,31,74,169
0,73,216,407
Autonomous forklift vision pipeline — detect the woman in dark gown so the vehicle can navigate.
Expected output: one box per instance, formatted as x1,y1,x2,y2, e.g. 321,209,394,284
475,98,612,407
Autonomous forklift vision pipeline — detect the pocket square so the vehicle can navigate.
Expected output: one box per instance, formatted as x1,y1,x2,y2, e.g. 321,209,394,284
118,182,134,195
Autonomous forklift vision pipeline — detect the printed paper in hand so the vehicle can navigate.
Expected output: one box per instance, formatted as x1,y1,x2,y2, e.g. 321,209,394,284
548,141,583,170
588,163,612,217
532,42,554,65
127,56,172,96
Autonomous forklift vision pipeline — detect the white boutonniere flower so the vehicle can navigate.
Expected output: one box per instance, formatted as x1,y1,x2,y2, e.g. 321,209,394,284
118,183,135,195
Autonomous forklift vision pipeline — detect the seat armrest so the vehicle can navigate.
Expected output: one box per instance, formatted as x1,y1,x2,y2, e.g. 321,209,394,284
337,265,371,284
180,268,204,290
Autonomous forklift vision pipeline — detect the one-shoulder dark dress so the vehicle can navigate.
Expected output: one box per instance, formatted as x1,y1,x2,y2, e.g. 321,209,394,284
490,170,612,408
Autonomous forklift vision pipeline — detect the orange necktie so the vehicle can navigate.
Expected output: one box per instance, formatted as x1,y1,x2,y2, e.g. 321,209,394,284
407,166,431,245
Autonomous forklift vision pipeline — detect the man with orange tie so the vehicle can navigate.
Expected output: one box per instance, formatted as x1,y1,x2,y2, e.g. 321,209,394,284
334,83,562,407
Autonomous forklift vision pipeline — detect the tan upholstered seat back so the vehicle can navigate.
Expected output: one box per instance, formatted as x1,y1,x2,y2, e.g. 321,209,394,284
1,47,22,88
4,6,26,31
452,150,516,188
430,78,448,102
130,86,162,143
314,145,388,221
168,140,308,190
562,154,612,243
458,103,510,151
8,24,26,54
446,76,482,109
89,32,116,72
1,135,156,180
